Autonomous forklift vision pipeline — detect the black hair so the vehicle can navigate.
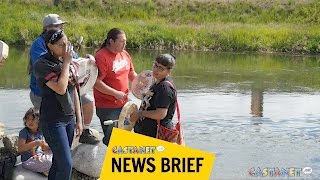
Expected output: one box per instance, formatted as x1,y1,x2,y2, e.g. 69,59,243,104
44,29,65,44
28,29,65,75
100,28,125,49
23,107,39,129
155,53,176,69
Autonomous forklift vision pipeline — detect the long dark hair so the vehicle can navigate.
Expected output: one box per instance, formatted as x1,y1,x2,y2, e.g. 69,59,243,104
100,28,125,49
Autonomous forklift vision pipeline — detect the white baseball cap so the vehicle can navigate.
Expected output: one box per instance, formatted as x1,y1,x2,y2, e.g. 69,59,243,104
43,14,66,28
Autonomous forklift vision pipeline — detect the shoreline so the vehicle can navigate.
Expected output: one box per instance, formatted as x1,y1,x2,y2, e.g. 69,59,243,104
1,1,320,54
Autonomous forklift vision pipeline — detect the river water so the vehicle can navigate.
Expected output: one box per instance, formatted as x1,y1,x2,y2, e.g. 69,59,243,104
0,48,319,179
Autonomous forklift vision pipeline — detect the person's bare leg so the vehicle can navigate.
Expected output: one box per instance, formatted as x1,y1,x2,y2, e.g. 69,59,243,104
79,95,99,145
82,101,94,128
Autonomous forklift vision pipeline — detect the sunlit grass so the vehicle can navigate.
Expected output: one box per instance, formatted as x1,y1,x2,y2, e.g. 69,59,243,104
1,0,320,53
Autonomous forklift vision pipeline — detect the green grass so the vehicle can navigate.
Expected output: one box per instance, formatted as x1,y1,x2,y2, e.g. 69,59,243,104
1,0,320,54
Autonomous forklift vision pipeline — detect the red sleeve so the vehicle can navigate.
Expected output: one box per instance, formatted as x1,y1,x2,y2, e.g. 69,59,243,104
95,50,108,80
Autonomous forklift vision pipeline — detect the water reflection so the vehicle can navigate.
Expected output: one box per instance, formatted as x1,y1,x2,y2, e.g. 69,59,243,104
1,48,320,179
251,80,264,117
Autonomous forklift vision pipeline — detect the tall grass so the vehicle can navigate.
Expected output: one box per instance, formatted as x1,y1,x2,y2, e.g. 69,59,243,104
1,0,320,54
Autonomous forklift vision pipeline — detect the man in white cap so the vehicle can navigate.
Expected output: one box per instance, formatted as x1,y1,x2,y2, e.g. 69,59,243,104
29,14,99,145
42,14,65,28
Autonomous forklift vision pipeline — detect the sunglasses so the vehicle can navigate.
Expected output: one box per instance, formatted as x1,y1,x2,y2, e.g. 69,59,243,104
153,62,169,71
49,30,64,44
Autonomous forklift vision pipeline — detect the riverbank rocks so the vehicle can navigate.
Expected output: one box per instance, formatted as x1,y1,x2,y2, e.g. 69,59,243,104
72,142,107,178
12,156,47,180
5,128,103,179
13,160,100,180
0,123,4,139
0,147,17,180
72,168,99,180
12,164,46,180
3,134,19,155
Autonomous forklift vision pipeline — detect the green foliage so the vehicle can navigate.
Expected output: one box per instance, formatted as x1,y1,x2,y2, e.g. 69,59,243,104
1,0,320,54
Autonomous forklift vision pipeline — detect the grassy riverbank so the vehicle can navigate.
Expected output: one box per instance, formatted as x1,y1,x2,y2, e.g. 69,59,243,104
1,0,320,54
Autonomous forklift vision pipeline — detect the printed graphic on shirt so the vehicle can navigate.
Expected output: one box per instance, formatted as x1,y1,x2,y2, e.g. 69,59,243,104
140,90,154,120
112,58,128,73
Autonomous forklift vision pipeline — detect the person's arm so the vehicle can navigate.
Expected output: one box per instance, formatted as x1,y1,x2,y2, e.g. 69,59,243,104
29,38,47,75
46,46,73,95
39,134,50,151
46,61,71,95
94,79,126,100
140,108,168,120
41,142,50,151
18,138,43,153
74,87,83,137
129,70,137,82
139,83,174,121
128,54,137,81
94,53,127,100
30,39,47,64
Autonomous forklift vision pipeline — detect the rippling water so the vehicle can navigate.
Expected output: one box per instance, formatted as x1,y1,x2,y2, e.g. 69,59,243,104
183,91,320,179
1,49,320,179
0,89,319,179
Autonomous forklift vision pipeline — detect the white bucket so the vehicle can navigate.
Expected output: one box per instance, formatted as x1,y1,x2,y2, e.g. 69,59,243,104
72,57,98,96
0,40,9,60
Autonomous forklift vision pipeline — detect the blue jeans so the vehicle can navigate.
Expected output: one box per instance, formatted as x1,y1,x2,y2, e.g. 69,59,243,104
96,107,122,146
41,119,75,180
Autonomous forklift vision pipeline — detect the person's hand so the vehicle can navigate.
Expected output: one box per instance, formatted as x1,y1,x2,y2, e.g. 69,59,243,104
35,140,45,147
75,121,83,137
63,43,73,64
41,142,50,151
114,91,127,103
130,110,140,123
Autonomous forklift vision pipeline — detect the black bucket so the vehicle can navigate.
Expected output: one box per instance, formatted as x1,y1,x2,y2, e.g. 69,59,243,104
0,148,16,180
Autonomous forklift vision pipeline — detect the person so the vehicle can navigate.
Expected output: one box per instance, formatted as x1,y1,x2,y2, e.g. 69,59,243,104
34,29,82,180
134,54,177,138
28,13,99,145
18,107,52,176
94,28,137,146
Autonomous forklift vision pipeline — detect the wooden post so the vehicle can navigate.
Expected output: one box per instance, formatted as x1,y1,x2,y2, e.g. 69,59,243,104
251,81,264,117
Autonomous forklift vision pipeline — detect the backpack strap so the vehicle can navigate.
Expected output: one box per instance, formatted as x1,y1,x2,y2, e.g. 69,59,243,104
70,61,83,124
